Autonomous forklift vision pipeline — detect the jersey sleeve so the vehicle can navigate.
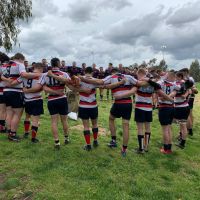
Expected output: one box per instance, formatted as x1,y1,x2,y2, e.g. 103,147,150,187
17,76,23,83
64,72,71,80
103,75,111,85
127,75,138,85
18,63,26,74
39,73,47,85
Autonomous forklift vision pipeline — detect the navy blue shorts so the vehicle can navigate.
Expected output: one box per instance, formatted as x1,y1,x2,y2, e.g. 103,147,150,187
25,99,44,116
159,107,174,125
4,91,24,108
174,107,190,121
110,103,132,120
48,97,68,115
134,108,152,123
78,107,98,120
0,95,5,104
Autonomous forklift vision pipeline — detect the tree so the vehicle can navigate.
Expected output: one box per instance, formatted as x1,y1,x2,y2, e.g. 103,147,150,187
148,58,157,67
0,0,32,51
190,59,200,82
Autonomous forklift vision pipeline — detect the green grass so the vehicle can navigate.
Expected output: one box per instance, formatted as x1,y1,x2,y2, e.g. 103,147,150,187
0,84,200,200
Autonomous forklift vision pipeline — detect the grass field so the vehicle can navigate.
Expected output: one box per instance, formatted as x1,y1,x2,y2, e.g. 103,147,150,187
0,84,200,200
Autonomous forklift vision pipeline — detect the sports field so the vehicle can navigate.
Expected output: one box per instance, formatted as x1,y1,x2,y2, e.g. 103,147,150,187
0,84,200,200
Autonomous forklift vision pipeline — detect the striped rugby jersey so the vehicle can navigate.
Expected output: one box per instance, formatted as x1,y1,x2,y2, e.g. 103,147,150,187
135,85,155,111
17,75,43,102
157,80,178,108
174,81,188,108
1,61,26,92
79,76,97,108
39,68,70,101
103,74,137,104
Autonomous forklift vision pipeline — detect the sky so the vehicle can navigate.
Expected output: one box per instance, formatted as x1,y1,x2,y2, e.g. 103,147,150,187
4,0,200,68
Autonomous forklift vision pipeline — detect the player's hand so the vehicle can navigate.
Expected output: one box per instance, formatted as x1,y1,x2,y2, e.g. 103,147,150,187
47,70,54,77
23,87,29,93
119,78,126,84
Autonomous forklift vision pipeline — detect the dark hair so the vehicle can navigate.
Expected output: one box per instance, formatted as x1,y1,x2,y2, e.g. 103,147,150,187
180,68,189,74
13,53,25,61
111,67,119,73
85,66,93,74
51,58,60,67
32,62,36,65
109,63,113,66
176,71,184,79
0,52,10,63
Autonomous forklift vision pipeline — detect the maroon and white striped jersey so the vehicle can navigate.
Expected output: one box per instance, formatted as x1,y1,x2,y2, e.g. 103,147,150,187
1,61,26,92
157,80,177,108
174,81,188,108
135,85,155,111
79,76,97,108
17,75,43,102
39,68,70,101
103,74,137,104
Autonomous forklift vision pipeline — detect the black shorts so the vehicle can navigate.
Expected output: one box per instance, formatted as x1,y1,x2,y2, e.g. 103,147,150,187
48,97,68,115
134,108,152,123
188,98,194,109
0,95,5,104
78,107,98,120
174,107,190,121
4,91,24,108
110,103,132,120
159,107,174,126
25,99,44,116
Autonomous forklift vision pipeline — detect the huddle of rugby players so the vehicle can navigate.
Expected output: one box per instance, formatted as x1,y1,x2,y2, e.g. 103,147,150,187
0,52,198,157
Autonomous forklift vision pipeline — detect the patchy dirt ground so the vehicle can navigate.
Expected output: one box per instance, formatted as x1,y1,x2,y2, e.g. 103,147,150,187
70,125,108,136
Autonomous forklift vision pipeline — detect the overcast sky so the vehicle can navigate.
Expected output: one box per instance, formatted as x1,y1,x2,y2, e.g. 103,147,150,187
4,0,200,68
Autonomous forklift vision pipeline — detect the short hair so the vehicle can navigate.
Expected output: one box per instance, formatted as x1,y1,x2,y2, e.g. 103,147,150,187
109,63,113,66
34,62,43,69
13,53,25,61
180,68,189,74
0,52,10,63
137,68,146,75
85,66,93,74
111,67,119,73
51,58,60,67
176,71,184,79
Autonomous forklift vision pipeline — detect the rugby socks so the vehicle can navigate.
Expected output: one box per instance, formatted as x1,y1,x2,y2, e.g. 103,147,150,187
145,132,151,147
92,128,98,141
138,135,144,151
24,121,31,134
31,126,38,139
168,144,172,151
100,94,103,101
188,129,193,136
84,130,91,146
10,131,16,136
0,120,6,131
180,139,186,147
111,136,116,142
122,145,127,152
164,144,168,151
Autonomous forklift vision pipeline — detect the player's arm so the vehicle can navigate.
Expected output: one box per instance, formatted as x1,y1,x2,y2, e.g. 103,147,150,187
156,89,174,102
23,83,43,94
20,72,41,79
68,85,92,94
1,75,13,83
181,89,190,99
192,86,198,94
79,76,104,85
114,87,137,99
43,85,63,95
103,78,126,89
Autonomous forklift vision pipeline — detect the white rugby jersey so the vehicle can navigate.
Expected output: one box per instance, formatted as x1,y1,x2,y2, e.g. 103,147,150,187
174,81,188,108
135,85,155,111
157,80,177,108
103,74,137,104
17,75,43,102
39,68,70,101
1,61,26,92
79,76,97,108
